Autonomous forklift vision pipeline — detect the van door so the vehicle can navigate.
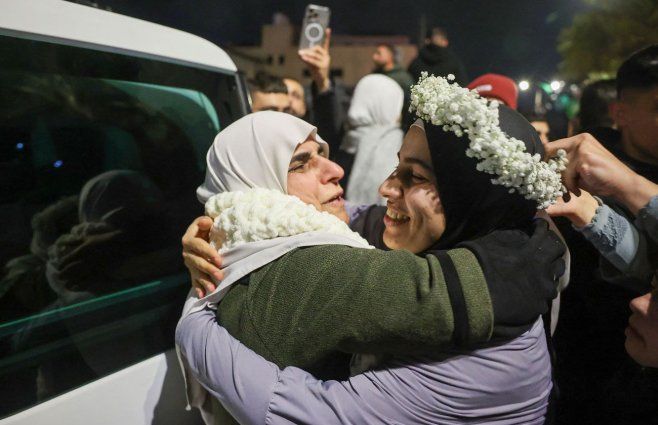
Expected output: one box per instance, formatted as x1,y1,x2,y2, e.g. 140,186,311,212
0,34,245,423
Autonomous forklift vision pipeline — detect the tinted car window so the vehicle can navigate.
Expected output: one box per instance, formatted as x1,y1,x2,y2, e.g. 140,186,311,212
0,35,245,418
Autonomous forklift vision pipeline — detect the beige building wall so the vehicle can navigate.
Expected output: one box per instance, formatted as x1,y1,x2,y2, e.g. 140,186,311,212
227,23,418,87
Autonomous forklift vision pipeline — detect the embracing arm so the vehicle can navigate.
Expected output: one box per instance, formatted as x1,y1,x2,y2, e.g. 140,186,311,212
246,244,492,357
176,308,278,424
249,218,567,357
176,308,405,425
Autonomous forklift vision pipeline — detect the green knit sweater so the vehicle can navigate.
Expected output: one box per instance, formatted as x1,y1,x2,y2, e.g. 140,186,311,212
211,244,492,423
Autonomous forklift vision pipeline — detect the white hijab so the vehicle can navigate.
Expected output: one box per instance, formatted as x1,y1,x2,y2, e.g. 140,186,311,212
179,111,371,420
197,110,326,199
343,74,404,205
345,74,404,129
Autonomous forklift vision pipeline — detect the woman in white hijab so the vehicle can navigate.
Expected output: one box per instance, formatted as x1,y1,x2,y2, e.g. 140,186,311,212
343,74,404,205
181,110,372,423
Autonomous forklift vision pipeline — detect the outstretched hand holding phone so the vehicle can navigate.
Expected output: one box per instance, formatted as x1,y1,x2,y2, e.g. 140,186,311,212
298,28,332,93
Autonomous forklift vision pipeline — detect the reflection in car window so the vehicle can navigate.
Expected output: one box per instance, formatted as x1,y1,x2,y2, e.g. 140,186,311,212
0,35,244,418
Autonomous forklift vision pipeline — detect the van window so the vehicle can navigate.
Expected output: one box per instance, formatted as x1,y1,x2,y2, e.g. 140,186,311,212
0,34,245,418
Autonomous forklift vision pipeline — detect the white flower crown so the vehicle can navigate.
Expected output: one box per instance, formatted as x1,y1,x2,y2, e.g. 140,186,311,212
409,72,567,209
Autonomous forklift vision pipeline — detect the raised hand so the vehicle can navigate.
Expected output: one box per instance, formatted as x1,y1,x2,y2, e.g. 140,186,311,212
298,28,332,93
181,216,223,297
546,190,599,227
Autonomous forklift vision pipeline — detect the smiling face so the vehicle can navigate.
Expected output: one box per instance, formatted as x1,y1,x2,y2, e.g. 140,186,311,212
379,125,446,253
286,139,348,223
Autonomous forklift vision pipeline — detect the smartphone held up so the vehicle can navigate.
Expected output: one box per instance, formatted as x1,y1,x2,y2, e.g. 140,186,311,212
299,4,330,50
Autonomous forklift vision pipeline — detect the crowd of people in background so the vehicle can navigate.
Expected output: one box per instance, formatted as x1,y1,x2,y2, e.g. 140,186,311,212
183,26,658,424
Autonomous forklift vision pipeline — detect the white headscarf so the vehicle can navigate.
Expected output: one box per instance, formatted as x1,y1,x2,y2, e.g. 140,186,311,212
345,74,404,129
343,75,405,205
178,111,372,420
196,110,328,200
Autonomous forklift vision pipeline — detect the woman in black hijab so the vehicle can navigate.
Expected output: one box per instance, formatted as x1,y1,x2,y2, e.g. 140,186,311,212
355,105,541,248
424,105,541,249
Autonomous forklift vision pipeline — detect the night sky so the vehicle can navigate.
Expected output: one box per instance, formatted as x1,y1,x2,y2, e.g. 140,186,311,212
90,0,592,81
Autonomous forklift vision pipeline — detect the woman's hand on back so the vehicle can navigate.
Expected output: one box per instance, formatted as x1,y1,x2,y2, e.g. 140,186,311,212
182,216,223,297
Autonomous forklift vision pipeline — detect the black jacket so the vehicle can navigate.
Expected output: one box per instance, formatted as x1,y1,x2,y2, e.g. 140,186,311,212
408,45,468,86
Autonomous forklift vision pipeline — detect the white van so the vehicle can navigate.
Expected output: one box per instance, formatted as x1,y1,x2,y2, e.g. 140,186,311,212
0,1,249,423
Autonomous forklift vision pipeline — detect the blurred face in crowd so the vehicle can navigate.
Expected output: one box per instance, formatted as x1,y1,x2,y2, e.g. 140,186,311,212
287,139,348,223
283,78,307,118
615,86,658,164
625,292,658,368
531,120,551,146
379,126,446,253
429,34,449,48
251,90,291,114
372,45,394,70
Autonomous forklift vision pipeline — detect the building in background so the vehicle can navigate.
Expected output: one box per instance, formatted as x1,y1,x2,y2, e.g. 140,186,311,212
227,14,417,87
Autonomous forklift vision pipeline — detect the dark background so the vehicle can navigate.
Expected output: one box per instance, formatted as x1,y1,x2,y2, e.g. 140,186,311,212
79,0,592,81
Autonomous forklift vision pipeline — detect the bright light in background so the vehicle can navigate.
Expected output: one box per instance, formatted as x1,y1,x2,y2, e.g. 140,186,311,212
519,80,530,91
550,80,562,91
53,160,63,168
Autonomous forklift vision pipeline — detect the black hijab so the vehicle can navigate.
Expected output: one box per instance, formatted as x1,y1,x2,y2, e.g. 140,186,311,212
427,105,543,250
351,105,543,249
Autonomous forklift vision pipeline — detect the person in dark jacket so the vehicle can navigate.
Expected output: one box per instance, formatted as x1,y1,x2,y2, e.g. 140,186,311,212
373,43,415,127
372,44,415,92
408,27,468,86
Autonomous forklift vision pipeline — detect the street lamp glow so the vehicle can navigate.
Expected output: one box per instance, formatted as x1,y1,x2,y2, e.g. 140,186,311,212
550,80,561,91
519,80,530,91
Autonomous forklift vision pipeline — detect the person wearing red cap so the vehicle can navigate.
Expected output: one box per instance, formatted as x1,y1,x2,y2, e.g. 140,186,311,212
467,73,519,110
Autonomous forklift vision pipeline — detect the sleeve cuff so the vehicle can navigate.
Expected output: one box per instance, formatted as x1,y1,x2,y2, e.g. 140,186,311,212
636,195,658,241
578,202,640,272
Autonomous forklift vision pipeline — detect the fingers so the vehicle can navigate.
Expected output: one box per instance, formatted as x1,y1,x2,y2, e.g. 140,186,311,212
182,217,207,251
182,218,221,268
193,274,217,297
184,235,222,267
629,293,651,315
544,137,577,159
545,201,571,218
561,156,581,195
300,49,323,63
322,27,332,50
298,52,321,69
195,216,214,235
183,249,223,281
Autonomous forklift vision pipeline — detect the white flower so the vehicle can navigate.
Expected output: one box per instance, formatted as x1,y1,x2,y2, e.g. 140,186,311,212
205,188,369,252
409,73,568,209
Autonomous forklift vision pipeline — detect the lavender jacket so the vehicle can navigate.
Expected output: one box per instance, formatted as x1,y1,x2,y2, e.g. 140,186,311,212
176,310,551,425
